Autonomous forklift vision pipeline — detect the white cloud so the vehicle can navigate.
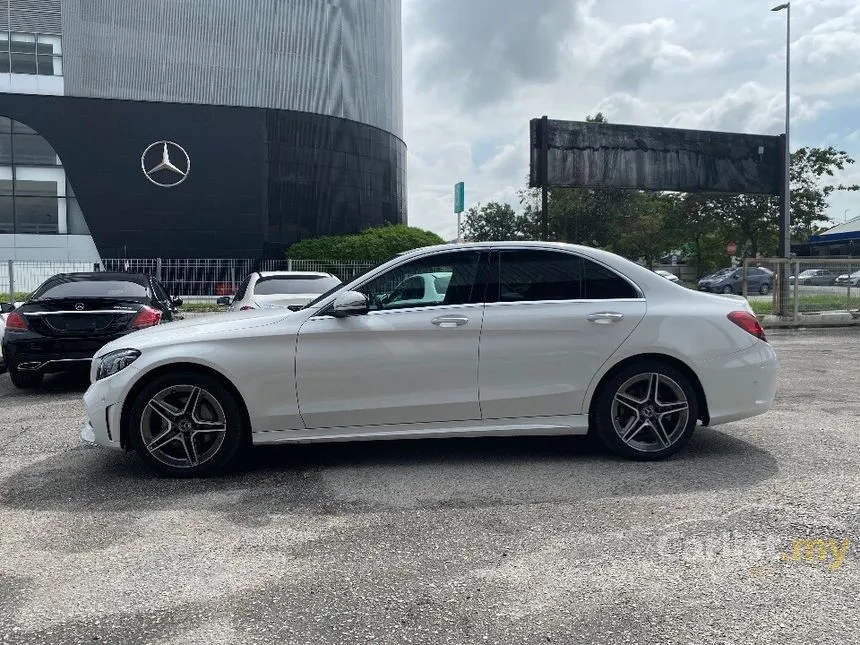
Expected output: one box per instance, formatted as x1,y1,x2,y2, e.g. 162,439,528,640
402,0,860,236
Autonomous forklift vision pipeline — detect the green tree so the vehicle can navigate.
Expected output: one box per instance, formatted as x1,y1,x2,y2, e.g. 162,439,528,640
790,146,859,241
461,201,529,241
605,192,683,268
286,225,445,262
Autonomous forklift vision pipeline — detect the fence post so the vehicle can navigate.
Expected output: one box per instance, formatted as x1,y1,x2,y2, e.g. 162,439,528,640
288,258,293,272
792,259,800,323
7,259,13,304
847,260,852,309
230,259,236,291
156,258,163,282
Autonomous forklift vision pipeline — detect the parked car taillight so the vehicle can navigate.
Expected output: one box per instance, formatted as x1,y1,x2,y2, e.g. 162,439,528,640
727,311,767,342
4,311,27,330
131,306,162,329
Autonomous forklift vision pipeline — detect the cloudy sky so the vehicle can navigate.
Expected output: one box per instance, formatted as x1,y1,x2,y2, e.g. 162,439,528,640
400,0,860,240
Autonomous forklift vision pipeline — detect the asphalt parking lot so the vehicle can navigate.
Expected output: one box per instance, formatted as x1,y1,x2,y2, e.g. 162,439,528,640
1,329,858,645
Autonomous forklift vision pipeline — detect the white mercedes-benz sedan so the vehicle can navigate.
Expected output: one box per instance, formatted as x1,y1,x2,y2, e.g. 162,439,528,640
81,242,778,477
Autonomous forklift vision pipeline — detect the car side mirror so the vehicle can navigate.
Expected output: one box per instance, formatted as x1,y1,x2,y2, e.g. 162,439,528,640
0,302,13,313
332,290,369,317
216,296,231,306
171,297,184,308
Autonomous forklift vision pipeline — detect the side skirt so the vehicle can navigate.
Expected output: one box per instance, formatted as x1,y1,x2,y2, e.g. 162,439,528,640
251,416,590,445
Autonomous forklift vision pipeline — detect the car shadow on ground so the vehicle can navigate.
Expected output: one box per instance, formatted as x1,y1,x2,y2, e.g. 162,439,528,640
0,371,90,397
1,426,778,525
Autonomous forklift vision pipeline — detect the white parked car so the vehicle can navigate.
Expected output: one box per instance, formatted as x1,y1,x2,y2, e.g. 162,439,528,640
653,269,681,284
81,242,779,477
218,271,341,311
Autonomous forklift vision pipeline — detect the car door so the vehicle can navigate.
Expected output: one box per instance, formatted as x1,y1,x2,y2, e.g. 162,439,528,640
478,248,647,420
295,249,488,429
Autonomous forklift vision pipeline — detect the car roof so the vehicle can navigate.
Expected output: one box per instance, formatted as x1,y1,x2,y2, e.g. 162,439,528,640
255,271,334,278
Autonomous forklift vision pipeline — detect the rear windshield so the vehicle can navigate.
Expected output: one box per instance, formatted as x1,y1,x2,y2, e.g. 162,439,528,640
254,276,341,295
30,278,149,301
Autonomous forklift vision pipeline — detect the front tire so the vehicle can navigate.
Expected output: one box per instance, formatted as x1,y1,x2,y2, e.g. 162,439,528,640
9,368,43,389
128,371,246,477
721,285,733,294
592,361,699,461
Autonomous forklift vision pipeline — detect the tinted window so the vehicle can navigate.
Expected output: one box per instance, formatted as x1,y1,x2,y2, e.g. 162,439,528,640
583,259,638,299
234,276,252,300
359,251,482,311
254,276,341,295
31,278,148,300
495,250,583,302
152,280,171,303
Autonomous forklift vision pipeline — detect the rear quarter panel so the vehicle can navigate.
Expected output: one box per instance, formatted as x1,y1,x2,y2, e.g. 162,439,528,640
581,296,760,413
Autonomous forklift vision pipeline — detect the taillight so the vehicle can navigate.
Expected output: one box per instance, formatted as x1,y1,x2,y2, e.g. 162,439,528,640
4,311,27,330
727,311,767,342
131,306,162,329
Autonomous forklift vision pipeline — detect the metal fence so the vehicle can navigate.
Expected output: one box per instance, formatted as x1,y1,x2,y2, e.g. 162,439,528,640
1,258,378,305
740,257,860,323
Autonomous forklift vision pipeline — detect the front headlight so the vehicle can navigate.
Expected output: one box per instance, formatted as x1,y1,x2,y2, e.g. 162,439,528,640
96,349,141,381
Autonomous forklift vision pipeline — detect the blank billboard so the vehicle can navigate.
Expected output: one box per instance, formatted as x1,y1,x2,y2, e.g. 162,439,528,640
530,119,782,195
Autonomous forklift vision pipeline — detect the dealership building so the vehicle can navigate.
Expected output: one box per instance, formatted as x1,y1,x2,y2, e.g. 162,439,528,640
0,0,406,262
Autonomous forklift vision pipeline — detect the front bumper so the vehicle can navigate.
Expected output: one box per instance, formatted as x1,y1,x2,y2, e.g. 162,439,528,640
81,366,140,451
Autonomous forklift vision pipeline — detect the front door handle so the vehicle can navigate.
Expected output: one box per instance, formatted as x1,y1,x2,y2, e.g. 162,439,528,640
431,315,469,328
587,312,624,324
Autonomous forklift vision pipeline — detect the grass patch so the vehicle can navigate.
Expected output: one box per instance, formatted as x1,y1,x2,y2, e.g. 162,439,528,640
750,295,860,316
178,303,224,313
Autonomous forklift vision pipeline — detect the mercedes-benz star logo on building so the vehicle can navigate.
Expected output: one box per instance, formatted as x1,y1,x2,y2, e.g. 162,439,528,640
75,303,85,311
141,141,191,187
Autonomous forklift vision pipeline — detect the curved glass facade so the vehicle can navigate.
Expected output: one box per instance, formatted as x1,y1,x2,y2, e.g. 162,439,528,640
62,0,404,138
0,115,89,236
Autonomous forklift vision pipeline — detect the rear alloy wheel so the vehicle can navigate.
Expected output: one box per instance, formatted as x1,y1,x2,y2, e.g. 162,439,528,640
759,283,771,296
129,372,245,477
721,285,733,294
9,368,43,389
593,361,699,461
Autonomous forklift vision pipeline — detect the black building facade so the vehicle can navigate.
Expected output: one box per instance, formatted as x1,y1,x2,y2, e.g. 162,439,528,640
0,93,407,258
0,0,405,261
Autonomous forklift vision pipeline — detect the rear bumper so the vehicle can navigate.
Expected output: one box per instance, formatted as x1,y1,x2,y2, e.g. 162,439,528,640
698,341,779,426
3,332,127,374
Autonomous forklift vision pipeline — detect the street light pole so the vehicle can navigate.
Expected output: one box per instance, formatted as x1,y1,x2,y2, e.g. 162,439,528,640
772,2,791,315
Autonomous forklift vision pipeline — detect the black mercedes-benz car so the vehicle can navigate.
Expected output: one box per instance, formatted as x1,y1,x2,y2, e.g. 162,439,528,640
1,272,183,388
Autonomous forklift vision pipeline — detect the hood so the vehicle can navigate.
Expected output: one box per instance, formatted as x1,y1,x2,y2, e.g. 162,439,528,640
96,308,296,356
253,293,319,308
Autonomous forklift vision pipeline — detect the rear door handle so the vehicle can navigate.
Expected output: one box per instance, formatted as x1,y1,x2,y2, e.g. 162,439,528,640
432,315,469,328
587,312,624,324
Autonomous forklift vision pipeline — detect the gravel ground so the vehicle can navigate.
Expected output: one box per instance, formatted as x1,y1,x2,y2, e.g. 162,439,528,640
0,328,858,644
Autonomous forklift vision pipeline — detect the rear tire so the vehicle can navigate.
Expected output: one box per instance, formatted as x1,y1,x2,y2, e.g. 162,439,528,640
592,361,699,461
129,371,246,478
759,283,771,296
9,369,43,389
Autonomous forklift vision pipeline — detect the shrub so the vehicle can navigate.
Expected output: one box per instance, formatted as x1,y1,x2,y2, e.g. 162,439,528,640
287,225,446,262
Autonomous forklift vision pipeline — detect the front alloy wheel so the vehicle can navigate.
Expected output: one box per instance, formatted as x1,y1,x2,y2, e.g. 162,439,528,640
129,372,246,477
593,361,699,460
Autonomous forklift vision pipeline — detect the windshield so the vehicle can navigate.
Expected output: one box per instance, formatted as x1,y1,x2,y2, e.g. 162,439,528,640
254,275,341,295
30,278,149,301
